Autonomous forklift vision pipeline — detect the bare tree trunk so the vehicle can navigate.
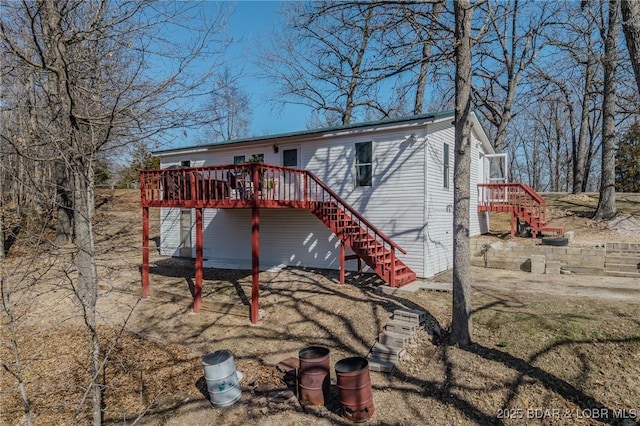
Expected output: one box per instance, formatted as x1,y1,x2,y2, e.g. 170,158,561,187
621,0,640,94
553,107,562,192
41,1,102,421
41,0,75,246
54,160,74,245
2,1,229,422
574,59,594,193
451,0,473,348
0,166,5,260
71,161,102,425
342,5,373,124
595,0,619,220
413,1,444,115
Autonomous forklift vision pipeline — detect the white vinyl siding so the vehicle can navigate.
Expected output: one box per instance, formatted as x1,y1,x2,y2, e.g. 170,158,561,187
304,129,427,277
160,207,184,257
470,128,488,236
423,122,455,277
200,209,345,271
157,112,491,279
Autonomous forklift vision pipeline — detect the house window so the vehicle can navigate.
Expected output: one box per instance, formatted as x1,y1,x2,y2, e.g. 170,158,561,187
355,142,372,187
180,160,191,167
443,143,450,189
233,155,245,164
250,154,264,162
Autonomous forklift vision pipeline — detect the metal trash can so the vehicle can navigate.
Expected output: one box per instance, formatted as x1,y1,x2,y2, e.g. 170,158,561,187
298,346,330,406
202,350,241,407
335,356,374,422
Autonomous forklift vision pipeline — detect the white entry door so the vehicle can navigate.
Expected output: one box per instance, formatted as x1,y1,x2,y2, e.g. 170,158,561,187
485,153,508,184
485,153,509,202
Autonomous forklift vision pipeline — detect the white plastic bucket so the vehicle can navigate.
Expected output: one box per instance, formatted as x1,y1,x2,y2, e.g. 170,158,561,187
202,350,241,407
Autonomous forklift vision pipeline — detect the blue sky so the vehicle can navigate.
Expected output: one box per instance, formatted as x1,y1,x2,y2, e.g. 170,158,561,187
218,1,310,137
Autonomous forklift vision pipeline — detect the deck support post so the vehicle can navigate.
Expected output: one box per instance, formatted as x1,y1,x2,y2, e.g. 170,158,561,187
142,207,150,298
193,207,204,313
339,240,345,284
251,204,260,324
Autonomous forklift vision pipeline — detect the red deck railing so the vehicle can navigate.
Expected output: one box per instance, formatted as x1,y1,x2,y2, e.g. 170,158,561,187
477,183,546,223
477,183,565,237
140,163,307,208
140,162,406,256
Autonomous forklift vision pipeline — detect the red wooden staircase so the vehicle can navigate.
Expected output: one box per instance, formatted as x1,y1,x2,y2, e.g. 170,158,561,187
477,183,565,238
303,169,416,287
309,200,416,287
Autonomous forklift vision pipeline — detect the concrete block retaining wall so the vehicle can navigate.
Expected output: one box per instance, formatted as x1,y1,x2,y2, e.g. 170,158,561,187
470,239,608,275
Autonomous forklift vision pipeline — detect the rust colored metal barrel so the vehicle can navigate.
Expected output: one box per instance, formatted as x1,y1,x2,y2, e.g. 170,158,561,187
335,356,375,422
298,346,330,406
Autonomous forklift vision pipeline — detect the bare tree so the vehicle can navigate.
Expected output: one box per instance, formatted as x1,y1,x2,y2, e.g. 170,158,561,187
373,1,449,115
203,66,251,143
259,2,393,125
451,0,474,348
621,0,640,94
594,0,619,220
1,1,229,423
471,0,557,153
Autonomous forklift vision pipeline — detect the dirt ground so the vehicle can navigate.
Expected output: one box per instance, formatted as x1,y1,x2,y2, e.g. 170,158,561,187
1,190,639,425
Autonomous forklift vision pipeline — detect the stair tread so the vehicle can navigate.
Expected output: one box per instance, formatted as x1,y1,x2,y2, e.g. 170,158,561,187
311,196,416,287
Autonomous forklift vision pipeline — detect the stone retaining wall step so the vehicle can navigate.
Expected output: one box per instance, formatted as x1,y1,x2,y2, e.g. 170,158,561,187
369,342,405,363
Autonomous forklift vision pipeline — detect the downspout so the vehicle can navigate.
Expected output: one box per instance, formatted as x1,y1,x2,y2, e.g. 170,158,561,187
423,126,430,278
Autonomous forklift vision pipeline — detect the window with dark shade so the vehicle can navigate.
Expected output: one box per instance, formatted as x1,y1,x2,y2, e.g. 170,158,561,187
355,142,372,187
180,160,191,167
443,143,450,189
233,155,245,164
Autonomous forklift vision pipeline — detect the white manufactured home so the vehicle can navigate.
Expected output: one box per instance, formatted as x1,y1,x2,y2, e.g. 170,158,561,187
146,111,496,282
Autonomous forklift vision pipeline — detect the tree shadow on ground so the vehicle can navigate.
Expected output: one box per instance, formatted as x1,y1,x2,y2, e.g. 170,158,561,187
147,257,252,306
130,262,639,425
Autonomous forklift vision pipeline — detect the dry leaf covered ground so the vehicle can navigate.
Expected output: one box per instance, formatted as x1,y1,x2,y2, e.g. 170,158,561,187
1,190,639,425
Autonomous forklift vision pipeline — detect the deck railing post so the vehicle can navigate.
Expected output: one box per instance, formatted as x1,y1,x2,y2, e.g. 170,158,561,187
252,163,259,203
304,173,308,204
251,204,260,324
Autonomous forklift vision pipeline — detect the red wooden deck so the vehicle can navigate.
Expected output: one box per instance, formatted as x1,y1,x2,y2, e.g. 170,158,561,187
140,163,415,324
477,183,565,238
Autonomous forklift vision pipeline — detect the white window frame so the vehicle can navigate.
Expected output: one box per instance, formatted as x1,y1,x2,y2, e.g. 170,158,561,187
443,143,450,189
355,141,373,188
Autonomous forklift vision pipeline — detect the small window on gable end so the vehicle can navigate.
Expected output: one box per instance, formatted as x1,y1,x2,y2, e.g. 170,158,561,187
355,141,373,187
443,143,450,189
